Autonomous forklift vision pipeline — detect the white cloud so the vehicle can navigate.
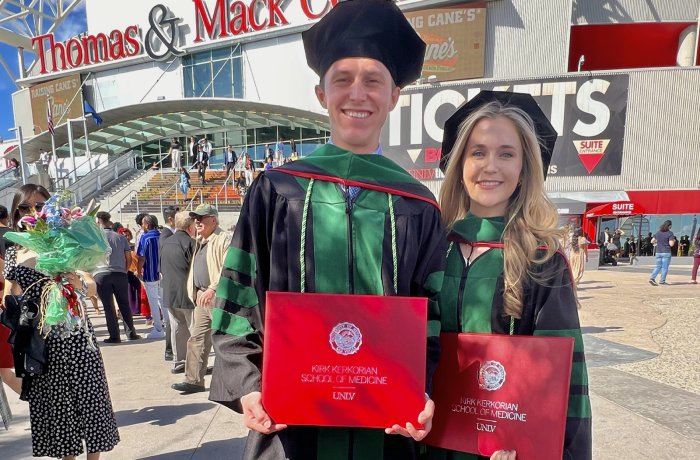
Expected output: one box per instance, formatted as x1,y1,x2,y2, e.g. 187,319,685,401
54,2,88,42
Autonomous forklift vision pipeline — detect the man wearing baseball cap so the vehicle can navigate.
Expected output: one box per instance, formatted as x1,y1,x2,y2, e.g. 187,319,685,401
171,204,231,394
210,1,446,458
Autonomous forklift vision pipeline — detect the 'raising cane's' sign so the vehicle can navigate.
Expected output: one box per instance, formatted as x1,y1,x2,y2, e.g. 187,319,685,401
405,2,487,82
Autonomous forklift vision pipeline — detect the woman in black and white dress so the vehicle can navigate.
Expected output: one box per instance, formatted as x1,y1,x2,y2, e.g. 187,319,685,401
4,184,119,459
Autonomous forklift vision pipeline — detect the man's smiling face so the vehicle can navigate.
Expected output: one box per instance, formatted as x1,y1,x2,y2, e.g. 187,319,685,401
315,57,400,154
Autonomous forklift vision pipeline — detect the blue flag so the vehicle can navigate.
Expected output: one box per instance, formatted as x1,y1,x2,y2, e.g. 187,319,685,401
83,100,103,126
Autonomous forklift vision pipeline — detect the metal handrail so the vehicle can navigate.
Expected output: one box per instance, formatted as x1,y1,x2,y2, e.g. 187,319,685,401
157,163,200,213
108,189,140,223
54,156,94,186
0,167,20,192
214,167,238,208
186,189,203,211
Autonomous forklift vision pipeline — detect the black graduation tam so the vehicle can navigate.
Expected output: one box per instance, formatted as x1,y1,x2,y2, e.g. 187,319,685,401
440,90,558,178
302,0,426,88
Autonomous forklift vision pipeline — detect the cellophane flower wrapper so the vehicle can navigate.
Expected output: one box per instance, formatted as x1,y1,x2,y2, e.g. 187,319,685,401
4,194,108,337
5,216,110,275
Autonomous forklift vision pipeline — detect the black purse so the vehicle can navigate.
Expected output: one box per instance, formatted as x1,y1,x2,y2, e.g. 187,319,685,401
2,295,47,377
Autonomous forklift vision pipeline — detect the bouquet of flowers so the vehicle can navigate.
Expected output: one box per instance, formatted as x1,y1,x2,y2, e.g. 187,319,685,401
4,192,110,334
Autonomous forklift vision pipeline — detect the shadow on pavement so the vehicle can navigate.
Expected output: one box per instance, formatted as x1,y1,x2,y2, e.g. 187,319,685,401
138,438,246,460
115,403,216,427
581,326,624,334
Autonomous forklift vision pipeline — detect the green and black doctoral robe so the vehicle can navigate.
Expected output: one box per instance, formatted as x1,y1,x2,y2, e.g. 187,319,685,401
427,214,592,460
210,144,446,460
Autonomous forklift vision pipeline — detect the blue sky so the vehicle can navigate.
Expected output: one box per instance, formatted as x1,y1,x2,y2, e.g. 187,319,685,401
0,2,87,142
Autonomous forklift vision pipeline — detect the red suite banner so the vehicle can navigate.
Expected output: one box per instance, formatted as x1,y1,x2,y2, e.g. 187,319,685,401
424,333,573,459
262,292,428,428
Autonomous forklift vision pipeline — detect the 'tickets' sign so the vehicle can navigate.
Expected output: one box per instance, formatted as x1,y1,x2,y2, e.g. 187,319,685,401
405,3,486,82
29,74,83,135
380,74,629,178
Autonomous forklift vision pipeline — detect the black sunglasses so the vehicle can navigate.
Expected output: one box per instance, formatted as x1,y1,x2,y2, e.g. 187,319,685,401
18,202,44,211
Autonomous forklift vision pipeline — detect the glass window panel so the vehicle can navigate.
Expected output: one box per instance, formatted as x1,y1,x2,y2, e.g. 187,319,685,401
227,129,246,146
233,58,243,99
182,54,192,66
301,127,323,139
277,126,296,142
246,128,256,146
213,60,233,98
212,46,231,61
183,67,194,97
193,50,211,65
193,63,213,97
256,127,277,144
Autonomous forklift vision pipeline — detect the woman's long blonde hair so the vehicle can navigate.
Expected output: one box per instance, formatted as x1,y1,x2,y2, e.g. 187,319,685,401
439,101,563,318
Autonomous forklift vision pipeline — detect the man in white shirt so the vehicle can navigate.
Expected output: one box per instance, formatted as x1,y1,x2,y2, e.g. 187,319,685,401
39,149,52,174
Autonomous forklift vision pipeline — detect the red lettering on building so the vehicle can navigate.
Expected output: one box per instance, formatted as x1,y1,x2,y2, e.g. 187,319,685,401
300,0,339,19
32,26,142,75
425,147,441,163
194,0,289,42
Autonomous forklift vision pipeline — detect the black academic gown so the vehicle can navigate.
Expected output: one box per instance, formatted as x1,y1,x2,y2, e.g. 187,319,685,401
209,145,446,460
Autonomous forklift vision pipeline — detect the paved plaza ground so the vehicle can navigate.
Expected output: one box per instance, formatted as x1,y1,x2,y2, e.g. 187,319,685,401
2,261,699,459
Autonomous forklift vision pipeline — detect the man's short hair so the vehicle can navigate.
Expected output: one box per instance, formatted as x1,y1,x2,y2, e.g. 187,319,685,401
0,205,8,221
163,206,179,222
96,211,111,222
143,214,159,229
136,213,148,225
174,211,193,231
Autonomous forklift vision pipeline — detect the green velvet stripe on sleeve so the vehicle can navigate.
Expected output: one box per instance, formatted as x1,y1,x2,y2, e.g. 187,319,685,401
223,246,257,278
217,276,259,308
211,308,255,336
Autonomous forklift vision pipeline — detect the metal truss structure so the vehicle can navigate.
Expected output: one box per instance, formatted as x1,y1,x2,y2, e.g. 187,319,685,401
0,0,84,83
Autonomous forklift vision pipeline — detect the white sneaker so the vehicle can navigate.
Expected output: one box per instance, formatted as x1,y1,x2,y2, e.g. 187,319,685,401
146,329,166,339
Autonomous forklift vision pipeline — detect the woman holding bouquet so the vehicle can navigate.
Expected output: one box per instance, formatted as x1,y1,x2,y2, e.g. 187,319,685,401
428,92,591,459
3,185,119,459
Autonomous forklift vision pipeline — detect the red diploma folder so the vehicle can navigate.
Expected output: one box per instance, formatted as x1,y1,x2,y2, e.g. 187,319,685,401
424,333,574,459
262,291,427,428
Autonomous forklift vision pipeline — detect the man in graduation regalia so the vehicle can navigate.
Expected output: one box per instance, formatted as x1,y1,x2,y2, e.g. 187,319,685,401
208,1,446,459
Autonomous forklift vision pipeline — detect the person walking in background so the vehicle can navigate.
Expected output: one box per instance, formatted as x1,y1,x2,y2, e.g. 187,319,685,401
569,228,589,286
679,235,690,256
179,167,191,202
170,137,182,171
188,136,197,167
649,220,676,286
627,236,637,264
171,204,231,394
274,137,284,165
9,158,20,179
244,155,254,187
201,137,213,165
197,145,209,185
39,149,51,174
225,145,237,178
691,234,700,284
137,215,166,338
94,211,142,344
160,212,196,374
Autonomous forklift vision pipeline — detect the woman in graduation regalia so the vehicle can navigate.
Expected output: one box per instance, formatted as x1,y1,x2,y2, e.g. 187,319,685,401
427,92,592,460
209,1,446,459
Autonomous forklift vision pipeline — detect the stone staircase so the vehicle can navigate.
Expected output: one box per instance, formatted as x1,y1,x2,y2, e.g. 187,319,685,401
120,169,243,214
